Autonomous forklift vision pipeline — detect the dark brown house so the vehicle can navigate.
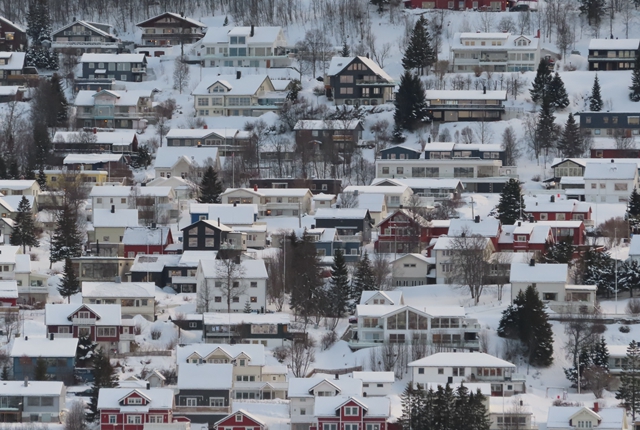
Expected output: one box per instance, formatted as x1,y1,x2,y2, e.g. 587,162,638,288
0,17,27,52
293,119,364,161
136,12,206,48
326,56,395,106
181,219,246,252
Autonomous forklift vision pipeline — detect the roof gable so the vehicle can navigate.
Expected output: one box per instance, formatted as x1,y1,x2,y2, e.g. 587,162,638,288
309,379,341,395
67,304,101,321
118,389,151,405
337,397,368,412
569,407,600,422
136,12,206,28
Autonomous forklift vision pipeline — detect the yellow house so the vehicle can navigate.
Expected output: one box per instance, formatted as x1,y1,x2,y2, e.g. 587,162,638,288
43,169,110,188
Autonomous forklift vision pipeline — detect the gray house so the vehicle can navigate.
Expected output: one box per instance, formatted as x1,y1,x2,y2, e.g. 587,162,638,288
314,208,373,244
175,363,232,424
52,20,119,54
326,56,395,106
0,380,66,423
80,53,147,82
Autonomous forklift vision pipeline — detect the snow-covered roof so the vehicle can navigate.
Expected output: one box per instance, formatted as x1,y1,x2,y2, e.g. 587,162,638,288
360,290,404,306
0,180,36,190
0,280,18,298
92,208,139,228
560,176,585,185
433,236,491,250
589,38,640,50
176,344,266,366
0,246,19,264
82,281,156,298
293,120,361,130
131,254,181,273
0,380,64,396
524,198,591,213
136,12,206,28
314,208,369,220
343,185,409,196
192,74,271,96
262,365,287,375
165,128,241,139
74,89,152,106
178,251,219,266
448,217,500,237
355,304,466,318
583,162,638,180
199,258,268,279
0,52,25,70
54,20,115,39
630,235,640,256
409,352,515,368
0,16,25,33
327,56,393,82
0,86,22,96
203,312,290,325
154,146,219,169
509,262,568,283
45,303,122,326
391,253,432,265
204,204,257,225
547,406,625,429
14,254,30,273
64,154,124,164
501,223,551,244
177,363,233,389
0,195,34,213
607,345,629,357
122,226,171,246
460,32,511,39
288,377,363,398
425,90,506,101
10,337,79,357
352,371,394,383
314,396,390,417
221,187,311,197
372,177,463,190
312,193,336,202
202,25,283,45
97,388,174,410
351,193,385,212
536,220,584,228
80,53,145,63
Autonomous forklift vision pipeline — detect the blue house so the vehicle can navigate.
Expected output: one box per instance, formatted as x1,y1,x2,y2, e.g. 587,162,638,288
188,203,258,225
80,53,147,82
304,227,362,263
379,144,423,160
10,336,78,383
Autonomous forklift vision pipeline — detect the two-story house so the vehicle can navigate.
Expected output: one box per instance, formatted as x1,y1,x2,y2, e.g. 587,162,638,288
351,372,395,397
199,25,290,68
165,128,250,157
294,120,364,164
81,280,156,320
89,208,140,257
0,180,40,197
580,112,640,138
249,178,342,196
0,17,27,52
189,203,265,249
72,256,135,283
0,380,66,423
153,145,221,180
181,219,246,252
546,405,628,430
221,187,314,217
202,312,293,347
371,177,464,204
74,89,154,130
425,89,507,122
10,336,79,383
450,33,540,73
408,352,524,396
14,254,48,305
584,161,639,203
122,226,174,257
136,12,206,48
174,363,232,424
391,254,433,287
326,56,395,106
98,388,175,430
162,251,215,293
53,130,139,155
524,197,592,224
497,222,552,254
0,280,18,308
52,20,119,54
375,209,431,253
405,0,505,11
195,258,268,313
0,246,19,282
314,208,373,244
312,396,390,430
63,154,127,175
44,303,136,353
192,72,284,117
0,52,37,86
80,53,147,82
588,39,640,71
214,410,267,430
294,227,362,263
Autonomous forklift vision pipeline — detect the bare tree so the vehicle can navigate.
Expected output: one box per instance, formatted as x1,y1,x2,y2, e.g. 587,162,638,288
446,232,492,305
614,129,636,150
288,338,316,377
215,257,248,313
372,252,392,290
173,56,190,94
295,29,333,79
3,312,20,342
497,16,516,33
265,249,287,312
460,126,475,144
338,192,359,208
474,120,495,145
372,42,393,69
477,10,495,32
196,277,215,313
489,252,512,301
501,126,521,166
517,11,532,34
583,366,613,398
506,73,527,99
64,400,86,430
563,312,603,368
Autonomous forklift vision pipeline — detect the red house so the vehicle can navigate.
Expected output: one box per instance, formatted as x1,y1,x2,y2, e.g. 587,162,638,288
536,220,586,247
311,396,390,430
98,388,174,430
214,410,266,430
375,209,432,253
0,280,18,307
123,226,174,258
524,199,592,224
448,217,502,251
498,222,553,253
591,148,640,159
45,303,135,354
404,0,506,11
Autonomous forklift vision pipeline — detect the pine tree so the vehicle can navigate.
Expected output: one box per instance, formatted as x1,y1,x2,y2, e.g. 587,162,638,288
591,336,610,369
621,259,640,297
289,232,324,324
579,0,606,27
558,113,583,158
87,349,118,422
549,72,569,109
1,366,8,380
50,74,69,126
340,40,350,57
50,203,83,264
453,384,471,430
496,178,524,225
543,238,575,264
564,345,591,389
582,249,616,297
75,335,97,368
197,165,223,203
398,383,421,430
223,16,229,26
529,59,552,104
243,300,252,313
627,188,640,234
37,168,46,190
58,258,80,303
0,155,7,179
617,340,640,420
536,94,558,157
631,59,640,102
286,79,301,102
8,158,19,179
497,293,523,339
26,0,52,47
469,389,491,430
394,71,430,132
32,120,51,171
433,384,455,430
34,356,48,380
10,196,39,253
402,15,435,75
350,252,375,313
326,250,350,322
590,74,603,111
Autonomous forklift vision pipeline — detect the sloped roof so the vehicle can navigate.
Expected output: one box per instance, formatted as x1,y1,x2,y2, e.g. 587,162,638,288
53,131,137,145
448,217,500,237
176,343,266,365
122,226,171,246
314,396,390,417
10,337,78,357
97,388,174,409
82,281,156,298
165,128,241,139
327,56,393,82
74,89,152,106
509,262,568,283
314,208,369,220
80,53,145,63
45,303,122,326
425,90,507,101
192,74,271,96
64,154,124,164
177,363,233,389
547,406,624,429
199,258,268,279
0,280,18,298
288,377,362,398
136,12,206,28
92,208,139,228
589,39,640,50
360,290,404,305
154,146,219,169
408,352,515,368
583,162,638,180
54,20,115,39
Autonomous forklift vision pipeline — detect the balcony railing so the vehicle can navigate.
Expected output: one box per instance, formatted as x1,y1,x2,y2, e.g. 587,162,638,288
173,406,231,414
120,333,135,341
53,41,117,46
355,79,394,85
479,57,508,63
131,67,146,73
52,333,73,339
72,317,97,325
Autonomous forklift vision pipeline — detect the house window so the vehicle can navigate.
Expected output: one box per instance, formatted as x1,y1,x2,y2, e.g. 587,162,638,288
108,416,117,424
209,398,225,407
235,415,243,422
215,296,222,302
128,397,142,405
542,292,558,301
239,359,246,366
344,406,359,416
418,367,424,374
300,408,306,415
438,368,444,374
323,425,337,430
366,425,380,430
232,297,240,303
452,367,465,377
78,311,90,319
615,183,628,191
127,416,142,424
539,213,548,220
186,398,197,407
148,416,164,423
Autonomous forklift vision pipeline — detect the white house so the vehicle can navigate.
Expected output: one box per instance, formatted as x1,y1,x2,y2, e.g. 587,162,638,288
195,258,268,313
489,397,536,430
546,405,628,430
15,254,48,304
352,193,387,225
0,380,66,423
359,290,404,306
220,188,314,217
342,185,413,210
0,245,19,281
583,161,639,203
82,280,156,320
90,185,174,211
449,32,541,73
408,352,524,396
0,179,40,196
153,146,221,180
432,235,495,284
391,253,433,287
351,372,394,396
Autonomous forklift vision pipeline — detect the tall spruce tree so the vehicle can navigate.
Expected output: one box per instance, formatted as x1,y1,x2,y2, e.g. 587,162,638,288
0,155,7,179
289,232,324,324
87,349,118,422
398,383,422,430
631,59,640,102
496,178,524,225
34,357,48,380
579,0,606,27
627,188,640,234
558,113,583,158
340,40,350,57
197,165,223,203
536,94,558,157
394,71,429,133
543,238,575,264
58,258,80,303
402,15,435,75
326,250,350,323
50,74,69,126
549,72,569,109
590,74,603,111
10,196,39,253
50,202,83,264
26,0,51,46
529,59,552,104
350,252,375,313
617,340,640,420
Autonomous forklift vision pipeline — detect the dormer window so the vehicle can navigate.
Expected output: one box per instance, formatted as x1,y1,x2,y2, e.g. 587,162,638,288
235,415,242,422
128,397,143,405
344,406,359,416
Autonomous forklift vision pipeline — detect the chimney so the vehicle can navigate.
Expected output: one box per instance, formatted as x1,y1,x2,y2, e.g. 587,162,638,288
49,333,54,340
517,221,521,227
250,25,255,37
111,205,115,213
311,224,316,229
236,70,242,80
611,159,615,163
23,377,28,387
550,195,555,203
483,85,486,94
93,127,97,134
593,402,599,412
233,202,237,207
474,215,480,223
529,258,535,267
353,190,359,196
428,136,431,143
114,276,121,283
335,374,339,380
399,204,403,209
520,400,524,407
218,217,221,227
235,255,241,265
253,184,258,192
24,336,28,341
535,29,540,38
203,124,208,129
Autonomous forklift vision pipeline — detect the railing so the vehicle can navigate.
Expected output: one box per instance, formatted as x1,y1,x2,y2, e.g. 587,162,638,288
219,243,246,250
479,57,508,63
355,79,394,85
120,333,136,341
131,67,146,73
173,406,231,414
72,317,97,325
52,333,73,339
588,54,633,60
337,235,362,242
53,41,116,46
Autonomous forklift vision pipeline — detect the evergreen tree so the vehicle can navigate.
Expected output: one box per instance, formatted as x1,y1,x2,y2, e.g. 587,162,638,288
627,188,640,234
50,74,69,126
32,120,51,172
590,74,603,111
402,15,435,75
34,356,48,380
496,292,523,339
326,250,350,322
496,178,524,225
433,384,455,430
8,158,19,180
37,168,46,190
620,259,640,297
87,349,118,422
1,366,8,380
549,72,569,109
0,155,7,179
617,340,640,420
50,203,83,264
350,252,375,313
394,71,430,132
631,59,640,102
564,345,591,389
132,145,152,169
243,300,252,313
58,258,80,303
452,384,471,430
26,0,51,47
197,165,223,203
75,336,97,368
543,238,575,264
340,40,350,57
536,94,558,157
579,0,606,27
581,249,616,297
469,389,491,430
289,232,324,324
223,16,229,26
558,113,583,158
529,59,552,104
286,79,302,102
371,0,389,13
398,383,422,430
591,336,610,369
10,196,39,253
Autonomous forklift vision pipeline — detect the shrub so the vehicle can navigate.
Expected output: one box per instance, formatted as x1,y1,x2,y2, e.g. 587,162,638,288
150,328,162,340
273,346,289,363
626,299,640,316
321,331,338,351
620,325,631,333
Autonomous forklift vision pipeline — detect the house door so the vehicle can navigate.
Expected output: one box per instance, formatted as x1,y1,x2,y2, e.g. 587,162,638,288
266,60,271,68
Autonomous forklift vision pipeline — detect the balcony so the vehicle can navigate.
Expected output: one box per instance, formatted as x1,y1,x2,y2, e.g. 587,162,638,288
173,406,231,414
337,234,362,242
355,78,394,86
120,333,135,341
53,40,117,47
131,67,146,73
52,332,73,339
72,317,97,325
